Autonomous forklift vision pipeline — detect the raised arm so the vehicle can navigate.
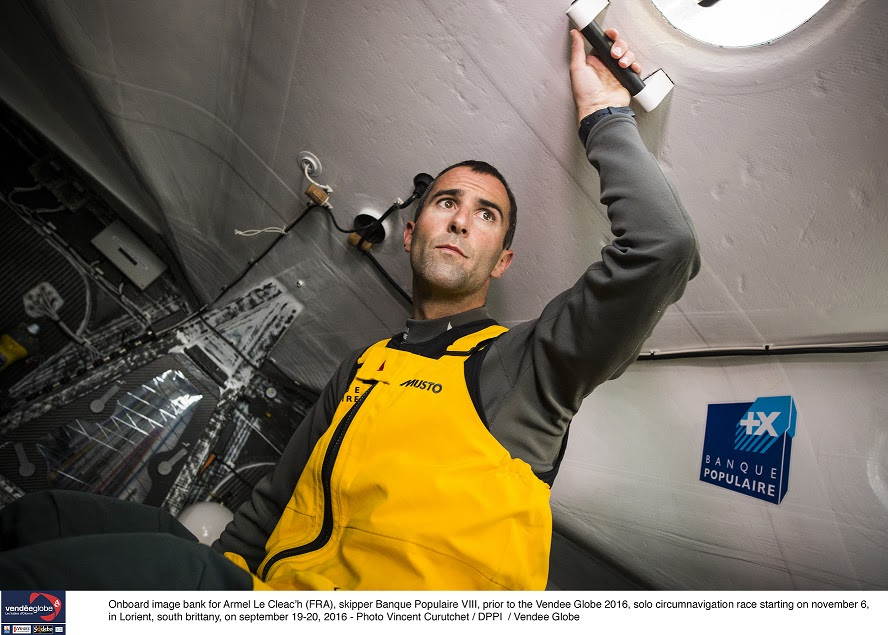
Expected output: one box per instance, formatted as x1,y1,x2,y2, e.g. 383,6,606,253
570,27,640,122
482,28,701,481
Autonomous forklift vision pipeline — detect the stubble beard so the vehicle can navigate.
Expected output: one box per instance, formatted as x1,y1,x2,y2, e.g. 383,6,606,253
410,245,487,301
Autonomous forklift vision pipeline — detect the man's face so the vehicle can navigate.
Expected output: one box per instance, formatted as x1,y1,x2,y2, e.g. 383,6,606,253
404,166,513,300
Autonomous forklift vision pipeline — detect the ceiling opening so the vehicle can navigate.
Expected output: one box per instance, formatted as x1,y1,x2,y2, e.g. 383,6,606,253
651,0,831,47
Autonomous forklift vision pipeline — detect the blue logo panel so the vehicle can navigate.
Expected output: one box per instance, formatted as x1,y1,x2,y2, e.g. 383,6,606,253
2,591,65,635
700,396,797,504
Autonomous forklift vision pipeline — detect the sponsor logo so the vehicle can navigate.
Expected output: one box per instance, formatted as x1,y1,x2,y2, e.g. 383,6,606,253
33,627,53,634
2,591,65,625
341,384,365,403
700,396,797,504
12,626,31,634
399,378,443,394
4,626,10,633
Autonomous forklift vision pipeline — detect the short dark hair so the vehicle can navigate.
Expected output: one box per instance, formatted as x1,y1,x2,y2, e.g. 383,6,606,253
414,160,517,249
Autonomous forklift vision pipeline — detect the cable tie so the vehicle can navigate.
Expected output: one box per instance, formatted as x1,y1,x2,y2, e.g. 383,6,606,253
303,162,333,193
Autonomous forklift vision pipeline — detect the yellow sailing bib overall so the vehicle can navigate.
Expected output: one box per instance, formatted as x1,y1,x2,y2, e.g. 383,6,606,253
228,324,552,590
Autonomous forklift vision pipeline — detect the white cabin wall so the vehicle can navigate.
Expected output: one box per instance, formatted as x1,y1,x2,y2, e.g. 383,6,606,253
552,352,888,589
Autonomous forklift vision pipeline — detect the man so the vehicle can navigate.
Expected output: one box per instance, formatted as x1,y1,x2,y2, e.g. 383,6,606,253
212,28,700,590
0,28,698,590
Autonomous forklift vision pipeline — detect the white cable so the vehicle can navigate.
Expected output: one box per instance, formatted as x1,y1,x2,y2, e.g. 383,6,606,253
8,185,43,206
9,185,67,213
55,316,100,356
3,190,149,328
25,279,95,360
233,227,287,237
303,162,332,193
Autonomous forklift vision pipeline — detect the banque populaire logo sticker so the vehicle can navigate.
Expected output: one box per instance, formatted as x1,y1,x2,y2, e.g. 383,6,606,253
700,396,797,504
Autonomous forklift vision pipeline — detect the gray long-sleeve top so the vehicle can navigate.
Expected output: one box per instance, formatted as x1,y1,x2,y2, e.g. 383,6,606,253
214,113,701,571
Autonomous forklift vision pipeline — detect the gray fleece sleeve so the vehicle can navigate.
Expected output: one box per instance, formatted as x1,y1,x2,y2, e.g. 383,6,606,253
483,114,701,477
211,348,362,570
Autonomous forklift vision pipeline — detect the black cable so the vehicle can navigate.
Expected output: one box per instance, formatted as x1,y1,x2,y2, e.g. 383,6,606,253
155,203,321,338
362,250,413,306
211,202,320,305
329,194,420,237
321,206,356,234
197,314,262,371
216,457,259,490
636,343,888,361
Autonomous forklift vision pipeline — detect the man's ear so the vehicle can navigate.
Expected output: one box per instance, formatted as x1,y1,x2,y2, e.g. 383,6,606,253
403,221,415,252
490,249,513,279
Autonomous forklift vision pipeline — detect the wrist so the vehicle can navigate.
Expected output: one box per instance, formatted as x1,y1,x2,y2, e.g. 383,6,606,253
578,106,635,145
577,103,628,126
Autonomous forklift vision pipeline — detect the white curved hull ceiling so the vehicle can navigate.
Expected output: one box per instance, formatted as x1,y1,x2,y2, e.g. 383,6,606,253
1,0,885,589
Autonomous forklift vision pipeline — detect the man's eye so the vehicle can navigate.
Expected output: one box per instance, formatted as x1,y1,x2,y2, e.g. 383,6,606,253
480,210,495,221
440,199,454,209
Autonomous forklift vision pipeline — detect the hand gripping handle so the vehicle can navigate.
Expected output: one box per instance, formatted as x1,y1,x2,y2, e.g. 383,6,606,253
567,0,673,112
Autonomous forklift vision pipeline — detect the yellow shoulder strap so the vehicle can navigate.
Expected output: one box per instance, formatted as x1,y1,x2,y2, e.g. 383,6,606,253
446,324,508,353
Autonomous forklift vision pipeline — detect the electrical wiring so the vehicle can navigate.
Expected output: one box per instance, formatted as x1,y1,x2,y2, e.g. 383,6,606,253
154,203,323,339
233,227,287,236
157,176,424,334
362,251,412,305
303,162,332,193
236,205,355,236
58,248,94,340
5,170,410,380
6,184,42,206
8,184,66,213
637,341,888,361
23,282,100,356
5,185,100,356
213,202,320,307
3,190,151,328
321,206,357,234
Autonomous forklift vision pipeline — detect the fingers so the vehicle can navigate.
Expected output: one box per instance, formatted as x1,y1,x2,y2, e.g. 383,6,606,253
571,27,642,75
569,29,587,70
603,27,643,75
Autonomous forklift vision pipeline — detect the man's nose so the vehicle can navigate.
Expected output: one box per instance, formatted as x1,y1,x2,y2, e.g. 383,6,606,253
449,207,470,234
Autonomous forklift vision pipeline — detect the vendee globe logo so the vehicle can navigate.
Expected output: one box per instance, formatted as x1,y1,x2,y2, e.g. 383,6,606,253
700,396,797,504
30,594,61,623
2,591,65,627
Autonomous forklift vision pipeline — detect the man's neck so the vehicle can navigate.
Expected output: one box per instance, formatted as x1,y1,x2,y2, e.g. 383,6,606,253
412,298,484,320
403,306,492,344
411,284,490,320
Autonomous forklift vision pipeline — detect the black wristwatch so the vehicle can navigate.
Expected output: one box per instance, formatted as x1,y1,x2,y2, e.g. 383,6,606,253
578,106,635,144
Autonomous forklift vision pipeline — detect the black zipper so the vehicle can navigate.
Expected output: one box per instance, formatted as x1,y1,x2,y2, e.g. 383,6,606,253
259,382,375,581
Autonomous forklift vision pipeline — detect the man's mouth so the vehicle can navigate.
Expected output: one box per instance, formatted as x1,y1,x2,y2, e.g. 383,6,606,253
436,244,466,258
